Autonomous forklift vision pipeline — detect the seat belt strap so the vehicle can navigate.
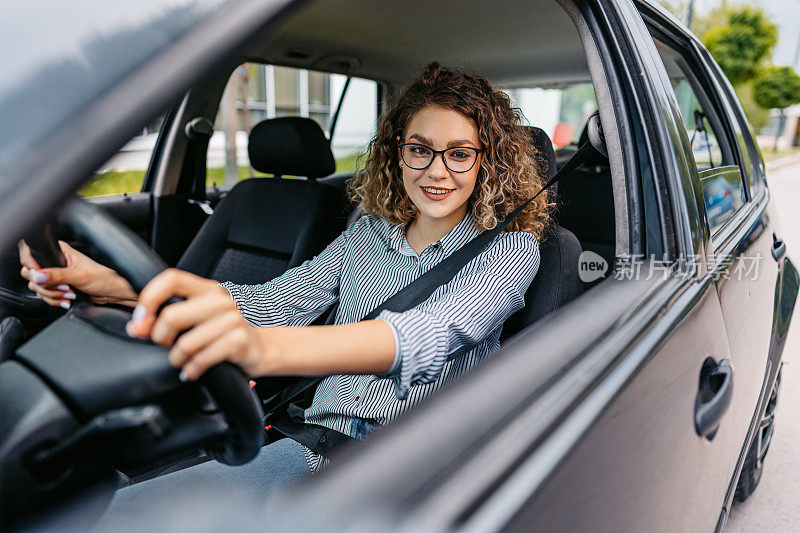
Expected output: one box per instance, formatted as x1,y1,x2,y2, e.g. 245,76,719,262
184,117,215,213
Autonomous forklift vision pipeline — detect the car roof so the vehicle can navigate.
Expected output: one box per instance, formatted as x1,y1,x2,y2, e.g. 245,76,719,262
244,0,587,87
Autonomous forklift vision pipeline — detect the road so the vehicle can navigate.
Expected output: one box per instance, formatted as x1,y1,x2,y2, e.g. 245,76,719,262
727,156,800,532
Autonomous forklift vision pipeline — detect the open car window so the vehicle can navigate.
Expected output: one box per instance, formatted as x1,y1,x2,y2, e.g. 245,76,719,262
78,114,166,197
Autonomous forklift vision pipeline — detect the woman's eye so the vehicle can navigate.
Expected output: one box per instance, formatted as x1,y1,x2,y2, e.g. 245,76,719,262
448,149,471,161
410,146,432,157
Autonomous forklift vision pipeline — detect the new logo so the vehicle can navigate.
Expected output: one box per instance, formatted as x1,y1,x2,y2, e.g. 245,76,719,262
578,250,608,283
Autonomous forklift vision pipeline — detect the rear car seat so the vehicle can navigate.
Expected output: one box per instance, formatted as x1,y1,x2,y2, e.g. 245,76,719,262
554,113,616,267
177,117,348,284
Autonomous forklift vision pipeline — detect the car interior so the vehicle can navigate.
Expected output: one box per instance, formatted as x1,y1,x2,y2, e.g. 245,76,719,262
0,0,644,526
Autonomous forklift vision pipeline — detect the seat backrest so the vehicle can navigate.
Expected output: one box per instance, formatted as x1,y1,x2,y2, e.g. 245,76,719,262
501,126,584,340
555,113,615,266
177,117,347,284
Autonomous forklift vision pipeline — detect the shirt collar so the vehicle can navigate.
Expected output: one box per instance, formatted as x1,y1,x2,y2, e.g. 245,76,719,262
388,212,480,257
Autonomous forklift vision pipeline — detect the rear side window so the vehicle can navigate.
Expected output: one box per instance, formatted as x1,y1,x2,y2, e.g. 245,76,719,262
505,82,597,149
207,63,377,186
655,41,745,236
79,115,166,197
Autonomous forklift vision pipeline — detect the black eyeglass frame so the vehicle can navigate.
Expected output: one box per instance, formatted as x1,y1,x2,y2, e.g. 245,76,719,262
398,142,483,173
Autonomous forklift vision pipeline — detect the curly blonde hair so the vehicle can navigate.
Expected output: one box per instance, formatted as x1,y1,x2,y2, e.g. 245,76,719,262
348,62,553,241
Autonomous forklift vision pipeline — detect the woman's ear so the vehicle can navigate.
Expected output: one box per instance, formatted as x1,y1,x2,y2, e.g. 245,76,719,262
397,138,403,168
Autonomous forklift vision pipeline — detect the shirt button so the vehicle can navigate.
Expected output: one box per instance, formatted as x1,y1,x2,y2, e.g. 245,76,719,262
355,396,360,401
319,435,327,443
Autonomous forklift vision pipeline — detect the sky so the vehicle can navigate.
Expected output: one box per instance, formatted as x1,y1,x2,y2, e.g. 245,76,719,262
689,0,800,68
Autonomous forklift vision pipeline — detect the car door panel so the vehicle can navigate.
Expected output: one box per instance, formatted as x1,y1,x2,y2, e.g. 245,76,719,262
86,192,152,243
712,202,780,452
508,280,736,532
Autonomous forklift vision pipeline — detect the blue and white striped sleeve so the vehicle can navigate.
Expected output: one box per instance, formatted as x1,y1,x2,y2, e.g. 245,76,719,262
220,224,354,328
377,232,540,400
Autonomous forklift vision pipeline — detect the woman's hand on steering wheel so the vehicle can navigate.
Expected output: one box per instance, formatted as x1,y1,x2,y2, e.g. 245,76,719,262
127,269,270,382
18,239,138,308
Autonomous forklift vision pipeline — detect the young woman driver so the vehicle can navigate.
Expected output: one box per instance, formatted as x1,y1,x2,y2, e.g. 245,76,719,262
19,62,551,495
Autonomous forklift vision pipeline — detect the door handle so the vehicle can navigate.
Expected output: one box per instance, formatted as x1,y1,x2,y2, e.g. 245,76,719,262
694,358,733,441
771,234,786,261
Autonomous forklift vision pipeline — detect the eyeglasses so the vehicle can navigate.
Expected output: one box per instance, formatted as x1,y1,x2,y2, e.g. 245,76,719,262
398,142,482,173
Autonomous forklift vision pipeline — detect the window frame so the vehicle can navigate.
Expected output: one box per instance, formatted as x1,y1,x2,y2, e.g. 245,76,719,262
141,102,180,193
648,28,753,247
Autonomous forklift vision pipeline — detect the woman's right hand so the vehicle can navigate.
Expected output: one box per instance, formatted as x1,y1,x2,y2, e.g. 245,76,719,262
19,239,139,309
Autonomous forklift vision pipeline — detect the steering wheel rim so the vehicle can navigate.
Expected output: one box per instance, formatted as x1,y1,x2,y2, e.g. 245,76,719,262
54,198,264,466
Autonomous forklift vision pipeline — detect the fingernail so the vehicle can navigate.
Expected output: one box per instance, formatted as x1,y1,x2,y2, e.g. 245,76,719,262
131,304,146,323
179,371,189,382
57,284,70,291
125,321,136,337
32,269,48,284
63,292,76,300
59,301,71,310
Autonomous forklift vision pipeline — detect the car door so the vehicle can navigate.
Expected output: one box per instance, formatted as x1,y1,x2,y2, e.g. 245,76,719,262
646,11,774,472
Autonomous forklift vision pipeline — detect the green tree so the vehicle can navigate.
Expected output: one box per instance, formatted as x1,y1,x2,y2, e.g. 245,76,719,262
702,7,778,86
656,3,774,129
752,66,800,150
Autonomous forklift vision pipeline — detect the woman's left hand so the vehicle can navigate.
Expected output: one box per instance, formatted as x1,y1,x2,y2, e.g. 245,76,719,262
126,269,269,381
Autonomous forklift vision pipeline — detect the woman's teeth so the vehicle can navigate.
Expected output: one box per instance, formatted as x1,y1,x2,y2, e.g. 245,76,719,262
422,187,454,194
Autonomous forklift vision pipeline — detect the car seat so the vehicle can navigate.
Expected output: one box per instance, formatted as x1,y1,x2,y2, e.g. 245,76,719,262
176,117,348,284
501,127,584,340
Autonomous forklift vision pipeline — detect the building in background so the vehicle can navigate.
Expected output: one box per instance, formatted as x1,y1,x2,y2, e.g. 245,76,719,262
758,105,800,152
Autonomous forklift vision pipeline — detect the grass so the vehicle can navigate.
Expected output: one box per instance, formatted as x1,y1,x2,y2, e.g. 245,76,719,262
79,152,366,197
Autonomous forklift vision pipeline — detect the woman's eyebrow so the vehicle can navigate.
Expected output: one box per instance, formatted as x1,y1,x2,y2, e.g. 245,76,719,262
447,139,476,148
407,134,476,148
408,133,432,145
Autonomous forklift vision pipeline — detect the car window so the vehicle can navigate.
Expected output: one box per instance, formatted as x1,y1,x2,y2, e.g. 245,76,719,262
207,63,377,187
654,41,745,236
704,52,764,198
329,76,377,172
505,82,597,149
78,115,166,197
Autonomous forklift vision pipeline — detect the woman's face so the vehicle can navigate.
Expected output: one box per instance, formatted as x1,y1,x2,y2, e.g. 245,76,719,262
400,105,481,227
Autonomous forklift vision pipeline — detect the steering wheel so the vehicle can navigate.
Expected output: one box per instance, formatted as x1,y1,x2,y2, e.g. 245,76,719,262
50,198,264,466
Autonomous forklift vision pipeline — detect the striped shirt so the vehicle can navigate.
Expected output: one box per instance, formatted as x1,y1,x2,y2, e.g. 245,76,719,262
221,213,541,473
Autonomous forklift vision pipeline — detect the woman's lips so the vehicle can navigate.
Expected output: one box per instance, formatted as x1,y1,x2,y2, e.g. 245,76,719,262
420,186,455,201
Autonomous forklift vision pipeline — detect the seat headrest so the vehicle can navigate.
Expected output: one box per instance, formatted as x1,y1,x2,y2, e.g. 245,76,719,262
248,117,335,179
524,126,556,181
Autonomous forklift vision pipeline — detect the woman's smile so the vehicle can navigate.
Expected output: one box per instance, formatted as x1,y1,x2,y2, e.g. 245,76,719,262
420,185,456,200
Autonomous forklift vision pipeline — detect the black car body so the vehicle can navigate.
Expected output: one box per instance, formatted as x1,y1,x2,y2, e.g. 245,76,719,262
0,0,796,531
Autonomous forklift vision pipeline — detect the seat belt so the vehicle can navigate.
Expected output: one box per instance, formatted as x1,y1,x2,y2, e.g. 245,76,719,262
266,140,599,456
184,117,215,215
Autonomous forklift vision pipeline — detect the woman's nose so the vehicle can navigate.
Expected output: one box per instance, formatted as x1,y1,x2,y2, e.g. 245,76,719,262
427,153,450,179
